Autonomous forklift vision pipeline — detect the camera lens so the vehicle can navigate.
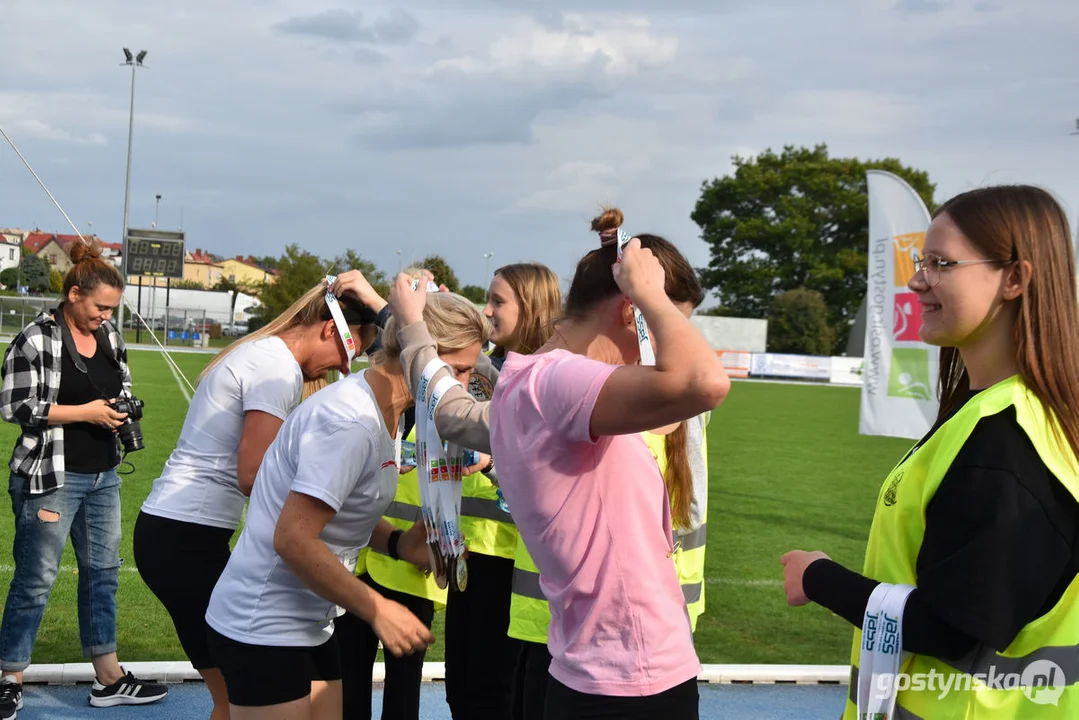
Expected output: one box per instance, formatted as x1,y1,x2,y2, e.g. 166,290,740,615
118,419,145,453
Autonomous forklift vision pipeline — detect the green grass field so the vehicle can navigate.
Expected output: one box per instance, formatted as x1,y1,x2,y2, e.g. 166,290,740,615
0,349,913,666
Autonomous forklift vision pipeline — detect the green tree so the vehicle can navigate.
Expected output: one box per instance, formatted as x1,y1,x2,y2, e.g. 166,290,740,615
49,269,63,294
172,279,206,290
0,268,18,290
460,284,487,304
692,143,936,352
19,254,49,293
334,250,389,301
767,288,836,355
249,244,327,326
417,255,460,293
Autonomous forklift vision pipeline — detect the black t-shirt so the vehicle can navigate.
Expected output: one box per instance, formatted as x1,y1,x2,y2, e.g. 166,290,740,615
57,339,122,473
804,391,1079,661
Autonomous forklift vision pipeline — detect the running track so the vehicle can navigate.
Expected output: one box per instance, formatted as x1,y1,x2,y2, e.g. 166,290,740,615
14,681,846,718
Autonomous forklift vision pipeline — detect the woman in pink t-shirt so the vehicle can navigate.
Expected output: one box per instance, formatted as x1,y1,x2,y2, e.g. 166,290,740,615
489,212,728,720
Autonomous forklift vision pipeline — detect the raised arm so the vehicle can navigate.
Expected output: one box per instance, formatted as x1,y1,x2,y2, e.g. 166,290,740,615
588,240,729,436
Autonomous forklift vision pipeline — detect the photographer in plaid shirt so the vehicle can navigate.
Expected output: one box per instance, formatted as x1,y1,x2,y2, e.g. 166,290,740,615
0,239,167,719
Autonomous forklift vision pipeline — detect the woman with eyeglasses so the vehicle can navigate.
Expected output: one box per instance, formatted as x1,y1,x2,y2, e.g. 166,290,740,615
782,185,1079,718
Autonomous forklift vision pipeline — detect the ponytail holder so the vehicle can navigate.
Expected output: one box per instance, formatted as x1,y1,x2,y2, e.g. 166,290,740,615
598,228,619,247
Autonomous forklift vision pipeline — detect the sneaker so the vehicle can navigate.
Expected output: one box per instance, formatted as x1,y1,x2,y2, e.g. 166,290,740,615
0,676,22,720
88,669,168,707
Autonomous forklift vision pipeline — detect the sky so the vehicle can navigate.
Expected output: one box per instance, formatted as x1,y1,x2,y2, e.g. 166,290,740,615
2,0,1078,295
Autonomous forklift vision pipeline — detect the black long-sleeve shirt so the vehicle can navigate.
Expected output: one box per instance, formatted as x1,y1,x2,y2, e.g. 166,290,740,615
805,396,1079,660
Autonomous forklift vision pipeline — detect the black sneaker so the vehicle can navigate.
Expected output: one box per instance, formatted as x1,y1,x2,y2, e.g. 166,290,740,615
88,670,168,707
0,677,22,720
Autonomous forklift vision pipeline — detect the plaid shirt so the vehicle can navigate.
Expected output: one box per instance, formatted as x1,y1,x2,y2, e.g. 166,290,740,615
0,310,132,493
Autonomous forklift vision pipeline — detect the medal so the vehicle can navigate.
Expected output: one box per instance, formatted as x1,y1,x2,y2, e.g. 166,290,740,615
455,555,469,592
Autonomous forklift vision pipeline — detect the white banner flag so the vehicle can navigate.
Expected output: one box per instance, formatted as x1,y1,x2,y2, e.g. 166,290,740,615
859,170,939,439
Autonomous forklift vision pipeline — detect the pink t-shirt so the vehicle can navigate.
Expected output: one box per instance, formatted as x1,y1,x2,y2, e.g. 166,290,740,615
490,349,700,697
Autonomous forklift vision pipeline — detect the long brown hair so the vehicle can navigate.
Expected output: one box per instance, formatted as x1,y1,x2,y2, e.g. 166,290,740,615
578,208,706,528
199,281,376,399
934,185,1079,458
65,239,124,295
489,263,562,357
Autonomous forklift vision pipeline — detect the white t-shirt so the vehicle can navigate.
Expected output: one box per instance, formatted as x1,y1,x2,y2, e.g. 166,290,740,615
205,372,399,647
141,336,303,530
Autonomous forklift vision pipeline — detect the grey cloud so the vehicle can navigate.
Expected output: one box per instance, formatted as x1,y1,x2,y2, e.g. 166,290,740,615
353,47,389,65
974,1,1000,12
894,0,946,13
276,9,374,42
352,78,608,149
533,10,565,31
373,9,421,44
275,8,419,45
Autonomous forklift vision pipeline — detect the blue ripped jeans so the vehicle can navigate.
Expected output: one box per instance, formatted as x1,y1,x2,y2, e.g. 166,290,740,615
0,470,122,671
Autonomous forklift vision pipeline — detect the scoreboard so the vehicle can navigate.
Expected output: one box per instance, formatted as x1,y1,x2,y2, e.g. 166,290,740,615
125,228,186,279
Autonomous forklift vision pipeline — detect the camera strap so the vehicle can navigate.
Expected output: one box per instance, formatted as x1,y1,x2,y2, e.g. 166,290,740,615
54,304,120,400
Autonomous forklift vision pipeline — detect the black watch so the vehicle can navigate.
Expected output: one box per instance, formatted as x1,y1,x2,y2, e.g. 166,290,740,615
481,456,495,474
387,529,404,561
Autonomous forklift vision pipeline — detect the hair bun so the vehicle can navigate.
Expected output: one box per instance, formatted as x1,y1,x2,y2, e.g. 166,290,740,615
68,238,103,264
590,208,624,246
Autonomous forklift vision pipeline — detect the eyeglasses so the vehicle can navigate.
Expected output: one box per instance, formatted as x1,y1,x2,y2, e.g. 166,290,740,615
911,253,1009,288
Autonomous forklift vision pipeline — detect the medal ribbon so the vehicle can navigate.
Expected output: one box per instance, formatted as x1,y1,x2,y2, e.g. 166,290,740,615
416,359,466,568
323,274,357,371
615,228,656,366
857,582,915,719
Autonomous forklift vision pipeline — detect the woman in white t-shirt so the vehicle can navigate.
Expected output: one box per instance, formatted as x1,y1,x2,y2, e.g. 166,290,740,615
204,291,489,720
133,275,381,720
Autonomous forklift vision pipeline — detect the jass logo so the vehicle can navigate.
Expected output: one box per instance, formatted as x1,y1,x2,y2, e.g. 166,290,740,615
883,470,904,507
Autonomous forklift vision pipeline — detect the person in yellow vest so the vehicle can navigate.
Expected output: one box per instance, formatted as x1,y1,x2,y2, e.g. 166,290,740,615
329,267,494,720
443,262,562,720
333,410,450,720
781,185,1079,719
508,415,710,720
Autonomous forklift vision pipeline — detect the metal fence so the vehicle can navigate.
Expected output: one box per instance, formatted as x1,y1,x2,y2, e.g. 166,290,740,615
0,295,249,343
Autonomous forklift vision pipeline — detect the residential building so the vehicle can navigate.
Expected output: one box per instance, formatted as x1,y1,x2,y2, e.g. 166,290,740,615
184,248,225,287
219,255,277,287
0,229,25,272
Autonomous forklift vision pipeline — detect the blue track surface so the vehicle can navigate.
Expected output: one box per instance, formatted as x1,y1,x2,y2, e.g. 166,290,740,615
16,682,847,718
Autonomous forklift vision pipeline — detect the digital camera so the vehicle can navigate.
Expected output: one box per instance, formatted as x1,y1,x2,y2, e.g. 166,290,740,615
109,396,145,454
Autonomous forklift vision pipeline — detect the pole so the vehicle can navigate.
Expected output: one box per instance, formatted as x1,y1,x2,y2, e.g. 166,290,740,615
483,252,494,299
155,194,161,228
117,61,137,331
164,277,171,348
136,276,143,344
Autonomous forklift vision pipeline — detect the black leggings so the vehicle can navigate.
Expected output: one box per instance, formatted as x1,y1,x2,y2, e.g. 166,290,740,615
444,553,518,719
544,677,699,720
513,641,552,720
335,573,435,720
133,511,233,669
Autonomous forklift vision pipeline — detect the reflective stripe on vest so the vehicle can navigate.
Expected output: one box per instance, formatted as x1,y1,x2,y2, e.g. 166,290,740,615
512,567,544,600
508,535,551,644
461,497,513,524
365,427,448,606
842,376,1079,719
460,471,517,560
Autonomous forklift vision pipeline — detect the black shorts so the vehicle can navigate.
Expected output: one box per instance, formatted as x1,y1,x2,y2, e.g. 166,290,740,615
133,511,233,669
206,626,342,707
544,677,699,720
